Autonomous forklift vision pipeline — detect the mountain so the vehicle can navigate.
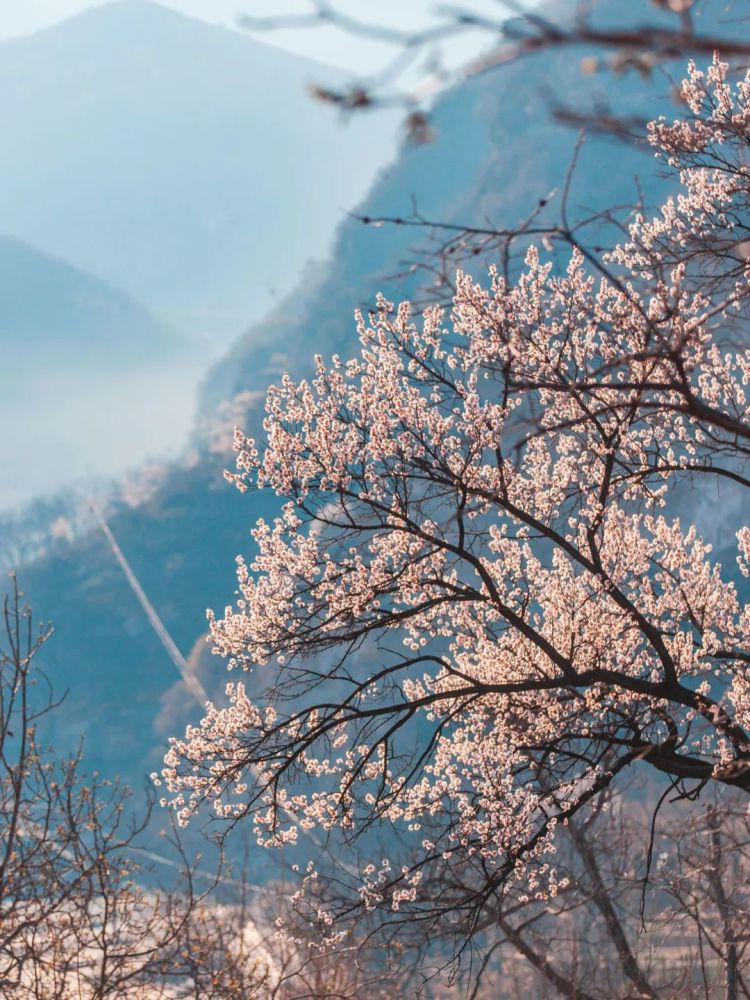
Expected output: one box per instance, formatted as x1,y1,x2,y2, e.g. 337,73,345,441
15,0,726,855
0,236,180,368
0,1,399,507
0,0,398,341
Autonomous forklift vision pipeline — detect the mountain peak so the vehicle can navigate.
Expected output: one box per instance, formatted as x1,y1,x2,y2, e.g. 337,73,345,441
33,0,334,73
47,0,246,42
66,0,216,29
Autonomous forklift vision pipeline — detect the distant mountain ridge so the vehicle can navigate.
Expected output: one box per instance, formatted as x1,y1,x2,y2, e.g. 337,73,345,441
0,235,180,367
0,0,398,340
0,233,200,509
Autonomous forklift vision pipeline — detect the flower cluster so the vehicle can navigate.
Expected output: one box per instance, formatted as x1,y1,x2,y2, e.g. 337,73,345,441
163,58,750,922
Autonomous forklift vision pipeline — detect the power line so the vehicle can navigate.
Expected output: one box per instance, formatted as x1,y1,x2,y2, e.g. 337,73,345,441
91,503,208,704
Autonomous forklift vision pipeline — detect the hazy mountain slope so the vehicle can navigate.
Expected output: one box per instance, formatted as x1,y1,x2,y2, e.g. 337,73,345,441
0,235,199,509
202,0,725,411
0,236,180,368
200,37,675,412
16,0,722,851
0,0,397,340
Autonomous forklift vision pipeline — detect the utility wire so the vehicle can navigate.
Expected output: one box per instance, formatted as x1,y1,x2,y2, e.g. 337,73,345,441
91,502,342,865
91,504,208,704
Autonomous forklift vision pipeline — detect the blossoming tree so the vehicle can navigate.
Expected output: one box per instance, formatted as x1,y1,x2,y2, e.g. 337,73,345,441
163,58,750,944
